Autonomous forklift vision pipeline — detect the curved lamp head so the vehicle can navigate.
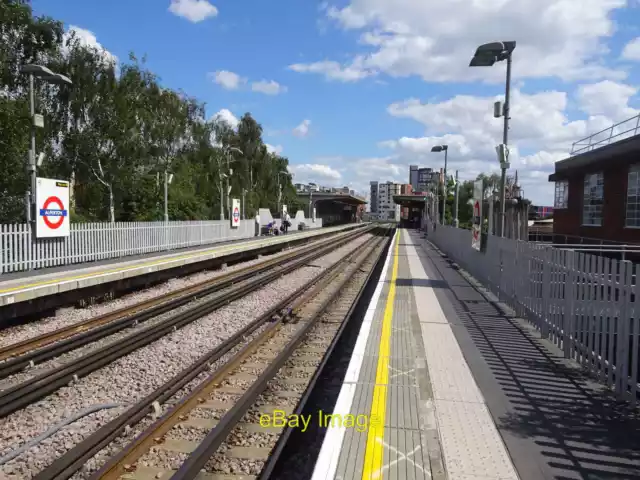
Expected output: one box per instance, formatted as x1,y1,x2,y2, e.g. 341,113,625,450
469,41,516,67
430,144,448,153
20,64,72,85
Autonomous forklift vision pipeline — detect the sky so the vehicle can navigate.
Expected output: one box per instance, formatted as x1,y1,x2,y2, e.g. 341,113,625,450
31,0,640,205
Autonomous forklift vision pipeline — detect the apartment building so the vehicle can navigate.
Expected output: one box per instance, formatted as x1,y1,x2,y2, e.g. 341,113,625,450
410,165,419,191
378,182,406,221
369,181,379,214
418,168,435,191
409,165,435,192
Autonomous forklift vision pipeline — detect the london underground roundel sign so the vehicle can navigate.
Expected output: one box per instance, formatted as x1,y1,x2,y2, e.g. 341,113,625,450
231,198,241,228
40,196,67,229
36,178,70,238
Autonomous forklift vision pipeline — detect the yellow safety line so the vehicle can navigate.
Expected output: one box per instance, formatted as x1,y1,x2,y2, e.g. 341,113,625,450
361,231,400,480
0,228,327,295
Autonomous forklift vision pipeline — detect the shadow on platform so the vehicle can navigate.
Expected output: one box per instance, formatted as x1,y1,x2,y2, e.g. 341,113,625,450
395,278,448,289
413,232,640,480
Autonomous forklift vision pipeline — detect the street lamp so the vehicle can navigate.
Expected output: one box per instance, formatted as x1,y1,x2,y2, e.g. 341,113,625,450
431,144,448,225
20,64,72,223
469,41,516,237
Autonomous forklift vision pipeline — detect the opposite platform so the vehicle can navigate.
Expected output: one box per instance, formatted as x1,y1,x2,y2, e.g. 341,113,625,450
0,224,357,310
311,228,518,480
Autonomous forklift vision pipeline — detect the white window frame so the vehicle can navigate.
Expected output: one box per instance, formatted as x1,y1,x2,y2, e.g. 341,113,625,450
626,165,640,228
554,180,568,209
582,172,604,227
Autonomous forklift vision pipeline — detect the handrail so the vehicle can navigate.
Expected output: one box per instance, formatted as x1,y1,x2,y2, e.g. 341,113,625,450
570,113,640,155
547,243,640,250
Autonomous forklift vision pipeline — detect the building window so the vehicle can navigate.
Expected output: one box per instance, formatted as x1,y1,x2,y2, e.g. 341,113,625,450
554,181,568,209
626,165,640,227
582,173,604,226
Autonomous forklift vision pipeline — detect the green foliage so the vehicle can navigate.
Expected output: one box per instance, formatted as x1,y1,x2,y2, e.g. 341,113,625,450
0,1,296,223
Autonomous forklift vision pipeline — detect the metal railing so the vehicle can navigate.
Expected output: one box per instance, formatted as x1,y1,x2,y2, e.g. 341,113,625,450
571,113,640,155
429,225,640,406
529,232,640,260
0,220,255,274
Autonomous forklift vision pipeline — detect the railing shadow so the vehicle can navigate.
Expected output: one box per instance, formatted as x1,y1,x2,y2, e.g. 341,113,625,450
419,238,640,480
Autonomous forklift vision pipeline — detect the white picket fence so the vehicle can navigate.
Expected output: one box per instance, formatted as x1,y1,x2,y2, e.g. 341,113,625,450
0,220,255,274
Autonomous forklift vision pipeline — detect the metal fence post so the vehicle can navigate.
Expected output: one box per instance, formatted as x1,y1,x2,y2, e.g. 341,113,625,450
616,261,632,399
564,250,576,359
540,248,551,338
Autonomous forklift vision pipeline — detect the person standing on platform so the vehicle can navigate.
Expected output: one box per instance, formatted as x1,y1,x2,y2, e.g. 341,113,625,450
283,211,291,233
255,212,261,236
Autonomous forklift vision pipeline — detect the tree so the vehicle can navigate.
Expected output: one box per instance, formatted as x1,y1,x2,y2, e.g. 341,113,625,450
0,0,65,222
0,3,299,224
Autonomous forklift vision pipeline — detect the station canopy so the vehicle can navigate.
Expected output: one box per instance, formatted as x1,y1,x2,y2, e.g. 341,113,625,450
393,193,431,208
296,191,367,206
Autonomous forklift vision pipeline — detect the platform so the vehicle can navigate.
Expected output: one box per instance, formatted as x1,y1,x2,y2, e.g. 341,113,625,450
311,228,640,480
0,224,359,318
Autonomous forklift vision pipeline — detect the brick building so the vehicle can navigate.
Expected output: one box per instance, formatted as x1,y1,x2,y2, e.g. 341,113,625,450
549,114,640,244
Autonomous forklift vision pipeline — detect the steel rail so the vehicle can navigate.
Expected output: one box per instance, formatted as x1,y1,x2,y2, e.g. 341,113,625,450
257,226,393,479
0,226,366,365
171,235,385,479
0,227,372,419
32,273,334,480
91,234,385,480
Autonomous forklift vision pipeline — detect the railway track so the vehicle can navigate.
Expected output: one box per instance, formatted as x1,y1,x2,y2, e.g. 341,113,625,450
77,228,390,480
0,226,373,419
0,226,367,369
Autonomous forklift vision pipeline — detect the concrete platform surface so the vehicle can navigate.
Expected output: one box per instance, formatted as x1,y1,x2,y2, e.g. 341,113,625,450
309,227,640,480
0,224,356,308
311,228,517,480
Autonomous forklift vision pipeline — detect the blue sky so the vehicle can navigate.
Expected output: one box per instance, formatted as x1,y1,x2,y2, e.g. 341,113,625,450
32,0,640,205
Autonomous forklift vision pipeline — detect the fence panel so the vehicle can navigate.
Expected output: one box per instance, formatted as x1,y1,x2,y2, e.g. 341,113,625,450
430,225,640,406
0,220,256,275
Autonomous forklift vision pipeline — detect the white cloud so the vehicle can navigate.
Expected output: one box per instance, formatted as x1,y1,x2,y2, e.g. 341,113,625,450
289,59,373,82
251,80,287,95
62,26,118,66
292,155,404,200
293,119,311,137
209,70,246,90
368,81,638,204
576,80,638,119
169,0,218,23
288,163,342,182
266,143,284,155
209,72,287,94
621,37,640,60
212,108,239,129
291,0,627,84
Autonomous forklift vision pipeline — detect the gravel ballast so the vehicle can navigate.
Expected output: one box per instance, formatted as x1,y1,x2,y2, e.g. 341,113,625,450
0,233,372,479
0,235,328,351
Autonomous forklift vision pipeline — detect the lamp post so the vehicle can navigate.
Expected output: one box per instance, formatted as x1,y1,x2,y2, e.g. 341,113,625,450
431,144,448,225
276,171,288,216
19,64,72,223
490,185,499,235
219,172,227,220
469,41,516,237
164,172,174,222
241,188,246,219
224,147,243,221
454,170,459,227
510,179,523,239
